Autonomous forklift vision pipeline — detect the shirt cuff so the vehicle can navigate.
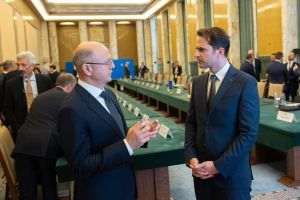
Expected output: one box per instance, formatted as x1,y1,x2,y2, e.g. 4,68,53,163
123,139,134,156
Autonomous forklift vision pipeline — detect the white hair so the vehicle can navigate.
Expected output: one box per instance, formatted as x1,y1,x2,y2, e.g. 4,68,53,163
16,51,37,65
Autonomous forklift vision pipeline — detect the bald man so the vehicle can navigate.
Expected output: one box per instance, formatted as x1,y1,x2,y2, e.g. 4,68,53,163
58,42,159,200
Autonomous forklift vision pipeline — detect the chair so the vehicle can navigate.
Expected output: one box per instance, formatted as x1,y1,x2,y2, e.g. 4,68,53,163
0,126,18,200
268,83,284,98
178,75,187,87
156,74,163,84
0,126,73,200
257,82,266,98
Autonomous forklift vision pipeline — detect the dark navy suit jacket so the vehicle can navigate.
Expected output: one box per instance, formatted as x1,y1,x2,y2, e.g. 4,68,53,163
58,85,136,200
240,60,256,80
266,61,287,84
185,66,259,189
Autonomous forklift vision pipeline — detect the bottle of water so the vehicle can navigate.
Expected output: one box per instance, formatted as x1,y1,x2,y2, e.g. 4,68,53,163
274,92,280,108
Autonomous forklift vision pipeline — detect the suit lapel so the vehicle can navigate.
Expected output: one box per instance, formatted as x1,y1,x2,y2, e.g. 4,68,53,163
199,73,209,115
209,66,238,113
76,85,124,139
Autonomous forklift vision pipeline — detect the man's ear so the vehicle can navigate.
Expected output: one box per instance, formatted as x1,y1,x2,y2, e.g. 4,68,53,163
81,64,92,76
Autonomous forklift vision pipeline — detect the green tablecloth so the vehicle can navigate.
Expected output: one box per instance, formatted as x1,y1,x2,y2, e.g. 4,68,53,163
117,80,300,152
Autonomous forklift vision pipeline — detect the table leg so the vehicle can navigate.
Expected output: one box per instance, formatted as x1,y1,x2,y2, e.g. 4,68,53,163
279,146,300,186
136,167,170,200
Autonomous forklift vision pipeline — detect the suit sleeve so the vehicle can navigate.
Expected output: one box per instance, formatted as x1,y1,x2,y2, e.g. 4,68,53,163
214,79,259,178
184,78,198,164
58,106,131,179
3,82,17,130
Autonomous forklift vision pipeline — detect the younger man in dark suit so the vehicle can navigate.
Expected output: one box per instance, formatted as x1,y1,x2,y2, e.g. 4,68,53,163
3,51,53,141
266,51,287,84
185,27,259,200
240,54,256,80
13,73,76,200
49,64,60,84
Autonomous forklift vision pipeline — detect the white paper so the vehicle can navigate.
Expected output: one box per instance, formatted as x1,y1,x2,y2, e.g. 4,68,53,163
158,124,173,139
134,107,140,117
277,111,295,123
128,104,133,112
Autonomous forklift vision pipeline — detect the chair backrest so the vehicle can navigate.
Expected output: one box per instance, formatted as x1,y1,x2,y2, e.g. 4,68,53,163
157,73,163,83
0,126,16,187
178,75,187,87
268,83,284,97
257,82,266,98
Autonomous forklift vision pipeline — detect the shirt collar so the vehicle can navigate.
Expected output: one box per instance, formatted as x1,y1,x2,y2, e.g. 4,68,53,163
78,79,104,99
24,73,36,82
210,61,230,82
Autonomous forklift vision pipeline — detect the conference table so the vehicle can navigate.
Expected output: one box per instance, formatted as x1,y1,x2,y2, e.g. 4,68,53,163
116,79,300,186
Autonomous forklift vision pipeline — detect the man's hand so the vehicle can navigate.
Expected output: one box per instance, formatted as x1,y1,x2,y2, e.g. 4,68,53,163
189,159,218,180
126,120,159,150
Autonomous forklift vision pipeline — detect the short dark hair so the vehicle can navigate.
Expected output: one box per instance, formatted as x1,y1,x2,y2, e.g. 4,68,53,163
1,60,16,71
50,65,56,70
197,27,230,56
246,54,252,60
55,73,76,87
273,51,283,60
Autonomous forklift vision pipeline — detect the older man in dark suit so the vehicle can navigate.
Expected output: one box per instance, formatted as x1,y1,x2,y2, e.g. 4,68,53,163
58,41,159,200
185,27,259,200
240,54,256,80
3,51,53,141
284,50,300,101
12,73,76,200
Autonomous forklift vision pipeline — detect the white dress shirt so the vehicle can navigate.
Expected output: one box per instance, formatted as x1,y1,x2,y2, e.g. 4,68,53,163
207,62,230,98
78,79,134,155
23,73,38,98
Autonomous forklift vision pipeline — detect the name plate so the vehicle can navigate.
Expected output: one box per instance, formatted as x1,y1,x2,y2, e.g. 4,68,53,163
158,124,173,139
277,111,295,123
134,107,140,117
120,85,124,91
151,84,155,88
128,104,133,112
176,88,182,94
122,100,127,107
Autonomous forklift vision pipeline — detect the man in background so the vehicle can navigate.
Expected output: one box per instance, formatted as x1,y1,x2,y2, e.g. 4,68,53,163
248,49,261,81
3,51,52,141
284,50,300,101
13,73,76,200
49,64,60,84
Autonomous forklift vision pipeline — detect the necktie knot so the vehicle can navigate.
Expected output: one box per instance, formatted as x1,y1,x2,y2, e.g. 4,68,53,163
100,91,110,102
210,74,217,81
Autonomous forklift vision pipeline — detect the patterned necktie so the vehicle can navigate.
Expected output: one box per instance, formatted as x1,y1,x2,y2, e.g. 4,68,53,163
100,91,125,136
25,79,34,111
208,74,218,111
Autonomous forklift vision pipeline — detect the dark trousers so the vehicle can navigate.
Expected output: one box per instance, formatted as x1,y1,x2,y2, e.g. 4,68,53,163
193,177,251,200
15,154,57,200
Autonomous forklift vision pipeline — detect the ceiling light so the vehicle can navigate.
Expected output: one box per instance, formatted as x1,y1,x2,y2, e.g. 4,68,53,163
47,0,151,5
88,21,104,25
59,22,76,26
117,21,131,25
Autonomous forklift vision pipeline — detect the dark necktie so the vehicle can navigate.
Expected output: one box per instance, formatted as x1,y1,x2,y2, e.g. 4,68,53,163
100,91,125,136
208,74,218,111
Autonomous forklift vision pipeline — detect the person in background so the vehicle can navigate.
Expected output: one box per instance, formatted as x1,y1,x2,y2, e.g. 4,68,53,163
248,49,262,81
33,67,41,75
49,64,60,84
3,51,52,141
185,27,259,200
124,62,130,79
284,50,300,101
266,51,287,84
240,54,256,80
12,73,76,200
138,62,148,79
58,41,159,200
172,61,182,84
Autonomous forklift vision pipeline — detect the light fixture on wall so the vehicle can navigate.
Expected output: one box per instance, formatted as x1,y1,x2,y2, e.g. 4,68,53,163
88,21,104,25
59,22,76,26
23,16,34,21
117,21,131,25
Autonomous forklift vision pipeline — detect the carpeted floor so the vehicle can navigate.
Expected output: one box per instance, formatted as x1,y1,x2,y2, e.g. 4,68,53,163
169,162,300,200
1,162,300,200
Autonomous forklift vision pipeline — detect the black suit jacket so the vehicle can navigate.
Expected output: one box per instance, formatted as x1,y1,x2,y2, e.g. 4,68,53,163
49,71,60,84
3,74,52,141
58,85,136,200
13,87,67,158
254,58,261,81
266,61,287,84
185,66,259,189
240,60,256,80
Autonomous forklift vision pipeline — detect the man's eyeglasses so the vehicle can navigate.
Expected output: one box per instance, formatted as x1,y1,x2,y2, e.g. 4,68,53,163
85,60,113,66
